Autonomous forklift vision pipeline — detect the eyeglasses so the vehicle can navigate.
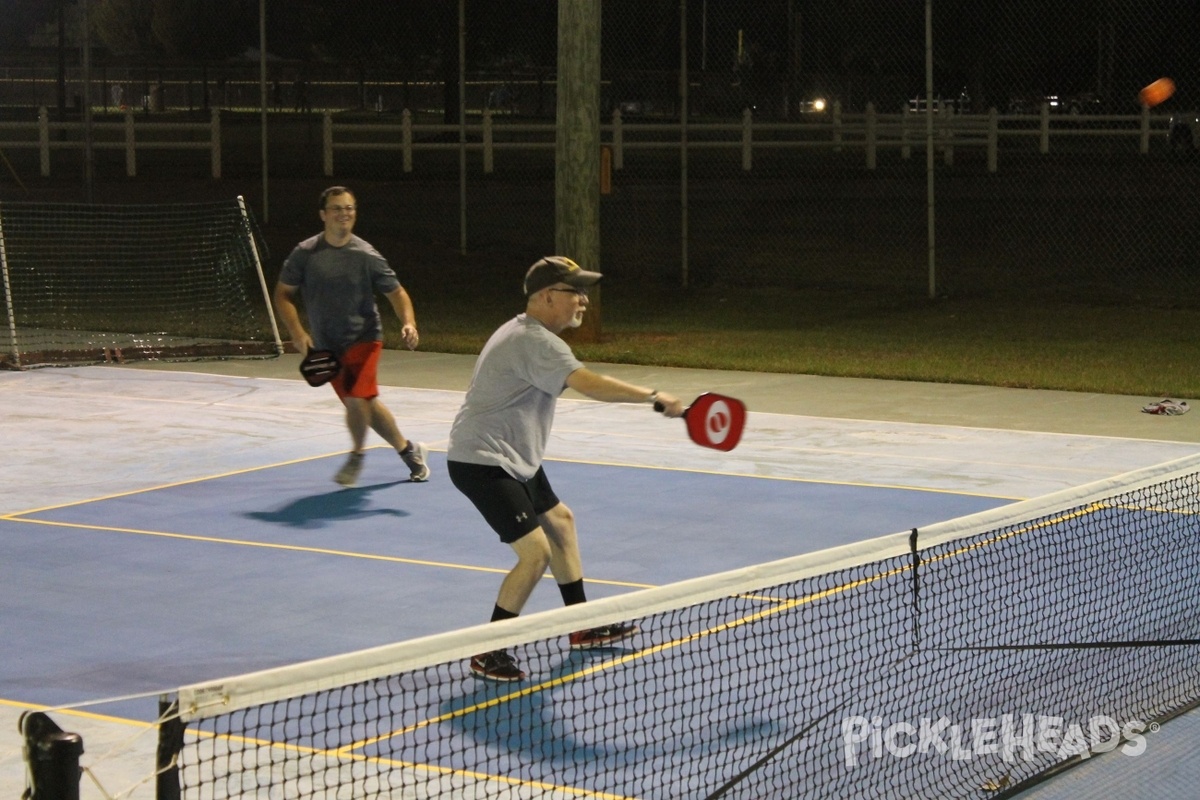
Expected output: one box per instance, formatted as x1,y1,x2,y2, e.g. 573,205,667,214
550,287,588,298
324,205,356,213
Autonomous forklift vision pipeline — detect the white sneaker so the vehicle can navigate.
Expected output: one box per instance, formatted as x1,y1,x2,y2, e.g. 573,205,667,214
401,442,429,482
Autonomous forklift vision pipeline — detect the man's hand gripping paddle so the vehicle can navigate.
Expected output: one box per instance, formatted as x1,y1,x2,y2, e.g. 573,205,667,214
299,349,341,387
655,392,747,451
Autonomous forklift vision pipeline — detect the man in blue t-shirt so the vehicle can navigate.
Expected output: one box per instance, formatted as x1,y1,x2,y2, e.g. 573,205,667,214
448,256,686,682
275,186,428,487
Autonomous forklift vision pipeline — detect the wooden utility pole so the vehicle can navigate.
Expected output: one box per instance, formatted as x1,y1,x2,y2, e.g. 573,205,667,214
555,0,602,342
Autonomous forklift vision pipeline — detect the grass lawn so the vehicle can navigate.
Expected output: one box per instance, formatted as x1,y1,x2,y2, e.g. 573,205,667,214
400,283,1200,398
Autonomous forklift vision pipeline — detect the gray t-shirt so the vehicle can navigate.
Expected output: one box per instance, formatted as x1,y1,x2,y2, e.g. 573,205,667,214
447,314,583,480
278,234,401,353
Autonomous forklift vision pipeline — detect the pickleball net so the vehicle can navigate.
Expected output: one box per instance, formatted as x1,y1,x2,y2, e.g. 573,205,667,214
158,453,1200,799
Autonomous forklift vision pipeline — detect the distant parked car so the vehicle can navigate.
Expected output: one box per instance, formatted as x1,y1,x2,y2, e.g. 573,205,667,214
797,95,829,114
1061,91,1104,114
617,97,658,117
485,84,519,114
1008,92,1104,115
1168,111,1200,153
907,89,970,114
605,78,666,118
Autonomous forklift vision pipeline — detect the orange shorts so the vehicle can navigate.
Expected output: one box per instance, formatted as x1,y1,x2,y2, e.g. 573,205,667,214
330,340,382,401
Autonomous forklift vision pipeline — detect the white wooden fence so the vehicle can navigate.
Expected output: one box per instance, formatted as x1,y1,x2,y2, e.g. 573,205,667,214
0,107,222,178
0,103,1167,181
322,102,1169,177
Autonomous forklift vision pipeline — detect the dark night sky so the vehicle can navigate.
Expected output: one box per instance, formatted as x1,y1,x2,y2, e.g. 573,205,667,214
3,0,1198,106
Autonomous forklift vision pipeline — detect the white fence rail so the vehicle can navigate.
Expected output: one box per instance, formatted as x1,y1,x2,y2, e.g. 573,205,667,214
323,103,1169,177
0,107,222,178
0,103,1167,181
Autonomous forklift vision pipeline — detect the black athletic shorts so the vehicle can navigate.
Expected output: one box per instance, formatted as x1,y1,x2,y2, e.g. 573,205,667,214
447,460,561,544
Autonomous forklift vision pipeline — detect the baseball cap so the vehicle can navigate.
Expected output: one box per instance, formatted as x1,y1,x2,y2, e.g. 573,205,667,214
523,256,603,296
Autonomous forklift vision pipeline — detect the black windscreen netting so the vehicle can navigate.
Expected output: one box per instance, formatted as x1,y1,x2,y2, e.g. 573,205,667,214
0,199,280,368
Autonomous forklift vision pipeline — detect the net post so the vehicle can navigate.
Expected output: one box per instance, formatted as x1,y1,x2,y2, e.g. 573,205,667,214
0,204,21,368
155,695,183,800
909,527,920,650
19,710,83,800
237,195,285,356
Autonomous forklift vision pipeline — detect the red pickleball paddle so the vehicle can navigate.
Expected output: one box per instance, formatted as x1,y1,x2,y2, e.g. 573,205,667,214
656,392,747,451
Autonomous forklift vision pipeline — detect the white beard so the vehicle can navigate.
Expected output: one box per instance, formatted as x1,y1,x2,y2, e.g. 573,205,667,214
567,311,584,328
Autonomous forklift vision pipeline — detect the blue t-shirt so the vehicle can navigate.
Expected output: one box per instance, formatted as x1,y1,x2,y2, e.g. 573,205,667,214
278,234,401,353
448,314,583,480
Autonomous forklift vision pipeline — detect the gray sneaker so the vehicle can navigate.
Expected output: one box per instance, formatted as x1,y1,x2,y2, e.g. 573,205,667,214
401,441,429,482
334,452,364,487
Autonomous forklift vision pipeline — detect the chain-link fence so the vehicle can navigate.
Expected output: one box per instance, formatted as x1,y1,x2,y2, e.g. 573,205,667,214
594,0,1200,305
2,0,1198,306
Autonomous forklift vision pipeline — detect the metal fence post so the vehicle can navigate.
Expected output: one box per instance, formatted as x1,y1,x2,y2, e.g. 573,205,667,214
211,107,221,179
125,112,136,177
1139,105,1151,154
402,109,413,173
1039,103,1050,154
322,112,333,176
987,107,998,172
832,100,843,152
483,109,493,173
865,102,877,170
612,108,623,170
38,106,50,176
741,107,752,171
943,105,954,166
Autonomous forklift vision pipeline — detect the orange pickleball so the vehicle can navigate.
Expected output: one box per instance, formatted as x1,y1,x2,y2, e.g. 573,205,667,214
1139,77,1176,108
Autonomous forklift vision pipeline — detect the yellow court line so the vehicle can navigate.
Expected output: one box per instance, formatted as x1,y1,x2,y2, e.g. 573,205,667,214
0,697,155,729
179,723,635,799
352,564,904,753
351,499,1154,756
0,447,1012,593
176,582,880,800
2,516,655,589
545,455,1022,500
910,500,1200,564
918,501,1152,567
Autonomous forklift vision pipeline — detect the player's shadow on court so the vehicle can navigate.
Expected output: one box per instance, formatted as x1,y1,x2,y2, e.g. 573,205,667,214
440,649,630,769
243,482,409,530
442,646,780,785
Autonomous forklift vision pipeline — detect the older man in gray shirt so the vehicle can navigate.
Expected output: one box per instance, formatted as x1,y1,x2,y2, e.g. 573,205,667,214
448,256,685,682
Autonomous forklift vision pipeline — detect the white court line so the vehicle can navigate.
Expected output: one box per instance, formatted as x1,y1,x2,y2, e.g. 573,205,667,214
3,366,1197,516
